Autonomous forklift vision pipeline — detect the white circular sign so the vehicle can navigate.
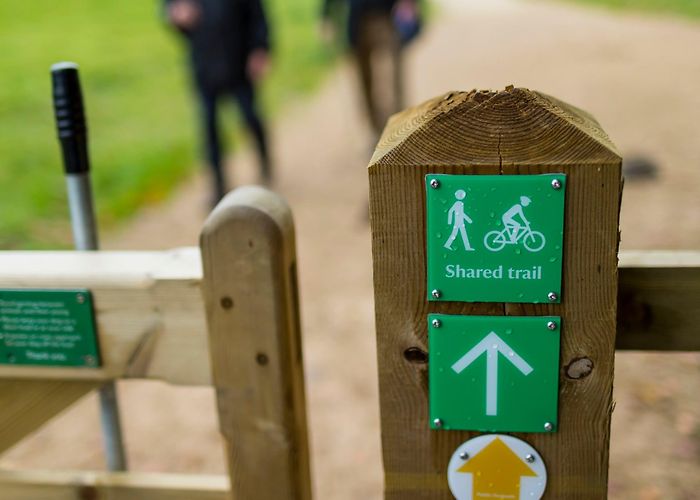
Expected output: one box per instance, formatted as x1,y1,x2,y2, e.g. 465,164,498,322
447,434,547,500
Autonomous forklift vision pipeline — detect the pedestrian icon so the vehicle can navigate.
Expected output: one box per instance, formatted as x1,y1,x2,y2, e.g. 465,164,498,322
484,196,546,252
444,190,475,251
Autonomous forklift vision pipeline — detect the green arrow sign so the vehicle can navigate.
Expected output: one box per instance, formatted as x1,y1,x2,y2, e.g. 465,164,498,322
429,314,560,433
426,174,566,303
451,331,533,416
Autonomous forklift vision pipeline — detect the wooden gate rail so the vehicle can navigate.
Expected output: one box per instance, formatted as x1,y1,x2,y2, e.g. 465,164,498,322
0,248,206,385
617,251,700,351
0,470,229,500
0,249,695,383
0,187,311,500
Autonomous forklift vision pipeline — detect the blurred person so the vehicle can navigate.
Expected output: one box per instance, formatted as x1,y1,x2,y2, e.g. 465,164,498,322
165,0,272,205
321,0,420,141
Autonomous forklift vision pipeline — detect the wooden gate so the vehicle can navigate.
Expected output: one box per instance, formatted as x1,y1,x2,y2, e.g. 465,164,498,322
0,187,311,500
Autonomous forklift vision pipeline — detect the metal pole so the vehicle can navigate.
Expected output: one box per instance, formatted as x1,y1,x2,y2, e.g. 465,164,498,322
51,62,128,471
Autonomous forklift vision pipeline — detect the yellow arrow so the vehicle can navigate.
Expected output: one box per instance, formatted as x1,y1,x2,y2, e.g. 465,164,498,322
458,437,537,499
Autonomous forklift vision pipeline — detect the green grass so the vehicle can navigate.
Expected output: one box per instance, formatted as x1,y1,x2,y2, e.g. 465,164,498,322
0,0,337,248
564,0,700,19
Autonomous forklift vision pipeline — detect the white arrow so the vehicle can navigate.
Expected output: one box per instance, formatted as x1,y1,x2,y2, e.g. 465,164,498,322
451,332,533,416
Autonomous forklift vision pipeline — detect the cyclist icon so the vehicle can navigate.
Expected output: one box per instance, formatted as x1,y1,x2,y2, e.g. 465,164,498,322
484,196,546,252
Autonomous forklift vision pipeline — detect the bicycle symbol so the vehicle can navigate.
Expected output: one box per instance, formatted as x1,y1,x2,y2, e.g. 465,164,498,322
483,224,546,252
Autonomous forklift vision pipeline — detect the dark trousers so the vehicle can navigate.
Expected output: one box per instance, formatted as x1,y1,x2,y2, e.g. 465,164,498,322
197,79,270,202
354,13,404,138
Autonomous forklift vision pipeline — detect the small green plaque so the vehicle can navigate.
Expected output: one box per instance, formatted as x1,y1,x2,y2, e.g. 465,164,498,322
0,289,101,367
429,314,560,433
426,174,566,303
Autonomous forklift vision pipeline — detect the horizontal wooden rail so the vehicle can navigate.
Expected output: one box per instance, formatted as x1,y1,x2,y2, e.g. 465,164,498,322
0,470,228,500
617,251,700,351
0,249,696,385
0,248,208,385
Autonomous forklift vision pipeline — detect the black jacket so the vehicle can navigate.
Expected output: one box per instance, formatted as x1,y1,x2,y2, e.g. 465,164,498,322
166,0,269,91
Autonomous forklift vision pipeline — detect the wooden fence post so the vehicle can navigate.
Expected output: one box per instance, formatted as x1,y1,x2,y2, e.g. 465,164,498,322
368,88,622,498
200,186,311,500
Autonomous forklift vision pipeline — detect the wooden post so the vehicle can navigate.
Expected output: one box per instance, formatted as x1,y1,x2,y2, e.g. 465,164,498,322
200,187,311,500
368,88,622,498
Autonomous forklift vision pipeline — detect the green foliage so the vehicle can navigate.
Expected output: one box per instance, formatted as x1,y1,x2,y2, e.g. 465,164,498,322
564,0,700,19
0,0,336,248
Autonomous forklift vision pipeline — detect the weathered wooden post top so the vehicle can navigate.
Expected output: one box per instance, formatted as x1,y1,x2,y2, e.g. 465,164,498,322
368,87,622,499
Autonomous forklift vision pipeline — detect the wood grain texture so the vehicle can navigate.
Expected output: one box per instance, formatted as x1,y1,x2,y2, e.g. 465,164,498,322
200,187,311,500
617,251,700,351
0,379,98,453
369,88,622,499
0,470,229,500
0,249,209,385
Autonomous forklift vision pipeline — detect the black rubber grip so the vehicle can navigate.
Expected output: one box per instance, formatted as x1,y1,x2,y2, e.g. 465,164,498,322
51,62,90,174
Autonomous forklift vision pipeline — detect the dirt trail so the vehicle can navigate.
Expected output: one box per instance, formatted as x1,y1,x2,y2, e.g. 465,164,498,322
2,1,699,498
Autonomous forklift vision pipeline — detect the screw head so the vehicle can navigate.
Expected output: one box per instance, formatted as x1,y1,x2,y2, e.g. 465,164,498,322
433,418,443,428
431,289,442,299
547,321,557,331
544,422,554,431
430,178,440,189
459,452,469,460
76,294,85,304
551,179,562,190
431,318,442,328
525,453,535,463
547,292,558,302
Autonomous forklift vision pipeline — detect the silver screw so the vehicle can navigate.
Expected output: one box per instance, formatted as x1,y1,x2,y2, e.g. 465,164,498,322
431,289,442,299
84,355,96,366
547,321,557,331
430,178,440,189
551,179,562,190
76,294,85,304
525,453,535,463
547,292,558,302
431,318,442,328
544,422,554,431
459,452,469,460
433,418,443,428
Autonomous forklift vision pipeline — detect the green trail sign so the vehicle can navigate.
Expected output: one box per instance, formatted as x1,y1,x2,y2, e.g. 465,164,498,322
429,314,560,433
426,174,566,303
0,289,101,368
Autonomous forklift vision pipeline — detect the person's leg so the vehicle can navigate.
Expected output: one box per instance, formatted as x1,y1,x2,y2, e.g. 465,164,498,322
444,223,460,250
459,225,473,251
370,14,403,130
507,222,521,242
391,29,404,114
233,79,271,184
354,16,383,136
197,87,227,204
